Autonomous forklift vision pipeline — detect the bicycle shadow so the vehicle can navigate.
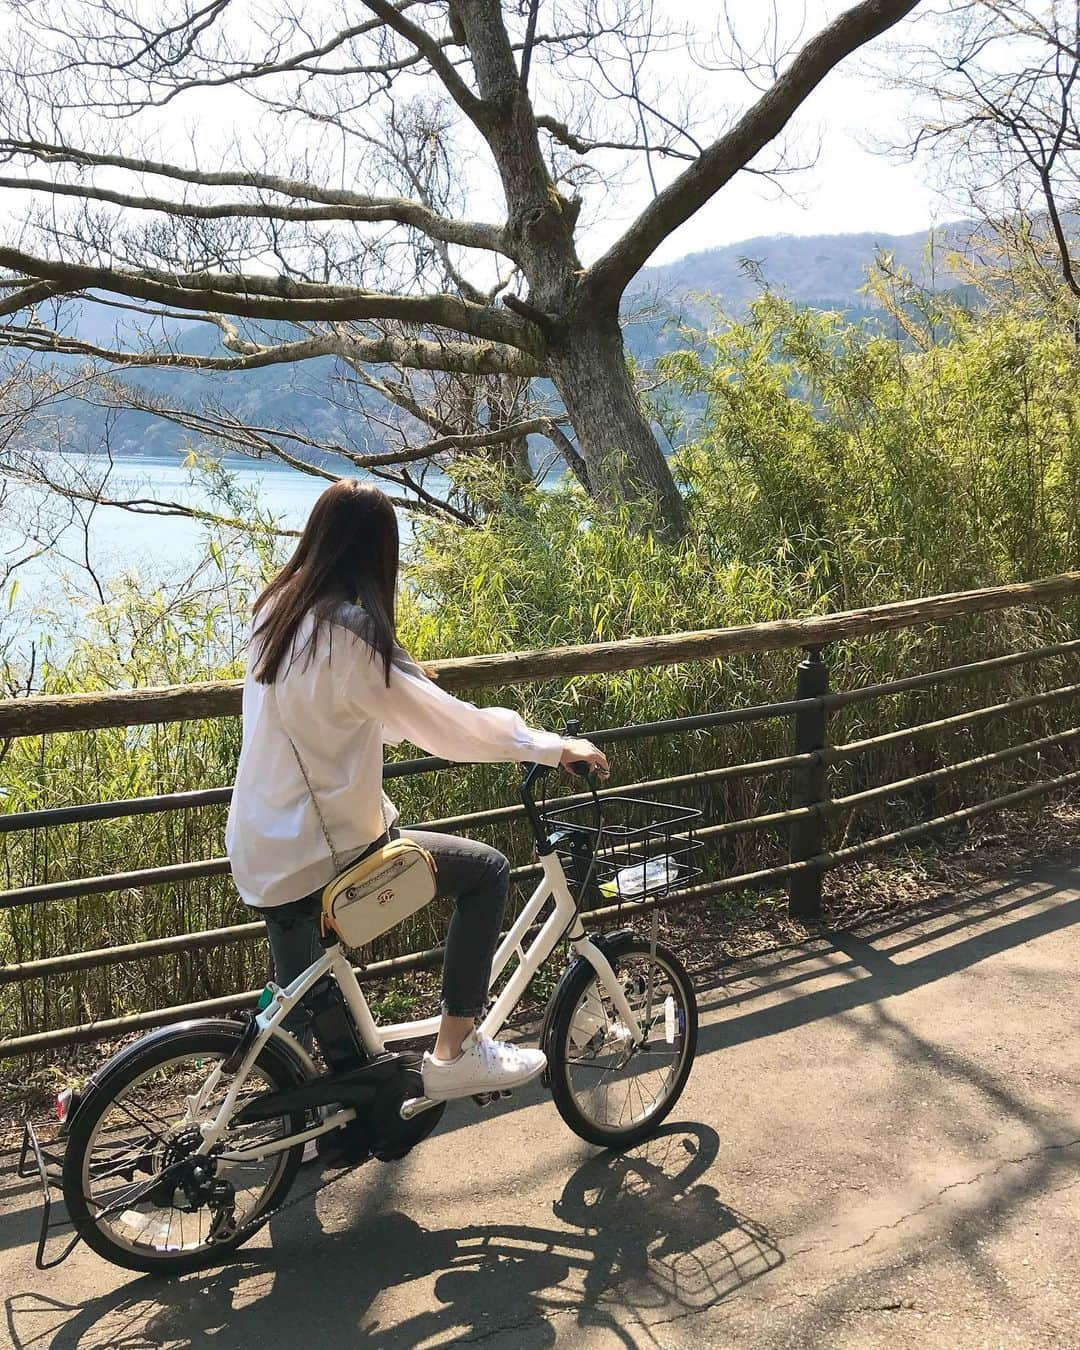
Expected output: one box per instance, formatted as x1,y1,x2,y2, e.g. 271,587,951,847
4,1124,783,1348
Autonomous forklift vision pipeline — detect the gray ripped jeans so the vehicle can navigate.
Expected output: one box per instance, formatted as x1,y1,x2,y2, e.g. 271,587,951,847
261,828,511,1036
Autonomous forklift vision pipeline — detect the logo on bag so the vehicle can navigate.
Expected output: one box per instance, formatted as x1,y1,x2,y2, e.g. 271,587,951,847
377,889,394,905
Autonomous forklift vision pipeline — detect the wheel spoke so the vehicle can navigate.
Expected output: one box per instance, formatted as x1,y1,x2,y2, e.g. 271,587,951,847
72,1045,301,1266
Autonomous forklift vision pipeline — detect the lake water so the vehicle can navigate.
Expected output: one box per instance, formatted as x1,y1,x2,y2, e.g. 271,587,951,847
2,452,442,641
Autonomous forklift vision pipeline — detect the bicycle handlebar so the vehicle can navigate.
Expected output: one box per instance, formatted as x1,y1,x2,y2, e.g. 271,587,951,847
520,750,602,852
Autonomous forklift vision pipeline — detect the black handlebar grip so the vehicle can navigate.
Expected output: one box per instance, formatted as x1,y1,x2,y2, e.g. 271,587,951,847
568,760,593,777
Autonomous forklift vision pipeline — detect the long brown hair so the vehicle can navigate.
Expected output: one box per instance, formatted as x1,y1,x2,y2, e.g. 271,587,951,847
252,479,399,685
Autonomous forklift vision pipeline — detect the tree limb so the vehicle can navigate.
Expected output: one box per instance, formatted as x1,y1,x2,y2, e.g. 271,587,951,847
534,114,695,161
94,387,557,471
82,5,432,109
541,419,591,492
1,459,302,535
343,362,456,436
0,245,544,352
586,0,922,303
0,324,346,371
0,321,545,378
0,281,60,319
0,170,509,256
360,0,486,124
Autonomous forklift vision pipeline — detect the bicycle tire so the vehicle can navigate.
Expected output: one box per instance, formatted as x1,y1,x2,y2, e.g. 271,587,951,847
63,1021,308,1274
544,933,698,1149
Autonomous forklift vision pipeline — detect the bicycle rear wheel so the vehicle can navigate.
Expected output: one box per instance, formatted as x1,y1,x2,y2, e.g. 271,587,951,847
544,933,698,1149
62,1021,307,1274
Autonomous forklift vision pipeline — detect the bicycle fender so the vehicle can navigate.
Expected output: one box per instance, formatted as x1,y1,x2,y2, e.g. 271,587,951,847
538,929,635,1085
65,1017,315,1133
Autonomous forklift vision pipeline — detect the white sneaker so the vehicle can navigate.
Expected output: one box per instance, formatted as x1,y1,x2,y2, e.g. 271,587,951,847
421,1031,546,1102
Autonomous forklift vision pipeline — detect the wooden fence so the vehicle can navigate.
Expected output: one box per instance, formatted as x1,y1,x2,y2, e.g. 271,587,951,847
2,571,1079,1058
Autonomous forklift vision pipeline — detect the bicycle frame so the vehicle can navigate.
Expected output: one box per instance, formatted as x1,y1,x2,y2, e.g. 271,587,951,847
196,850,642,1161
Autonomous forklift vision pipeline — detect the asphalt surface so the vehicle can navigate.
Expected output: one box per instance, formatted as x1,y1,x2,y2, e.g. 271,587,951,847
2,862,1078,1348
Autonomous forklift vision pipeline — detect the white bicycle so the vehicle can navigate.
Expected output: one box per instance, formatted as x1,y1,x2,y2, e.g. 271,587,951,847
49,760,700,1273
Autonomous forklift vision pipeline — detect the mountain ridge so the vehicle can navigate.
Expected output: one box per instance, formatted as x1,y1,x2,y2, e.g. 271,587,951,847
35,218,970,461
629,218,972,313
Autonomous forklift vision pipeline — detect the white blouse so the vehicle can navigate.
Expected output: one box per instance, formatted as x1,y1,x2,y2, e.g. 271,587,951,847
225,602,567,908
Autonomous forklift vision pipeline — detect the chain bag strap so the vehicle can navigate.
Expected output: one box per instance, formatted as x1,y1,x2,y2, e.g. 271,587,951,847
273,683,436,948
285,731,390,875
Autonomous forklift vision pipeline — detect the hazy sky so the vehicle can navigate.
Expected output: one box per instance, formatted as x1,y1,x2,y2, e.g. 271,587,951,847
646,80,948,263
601,2,953,264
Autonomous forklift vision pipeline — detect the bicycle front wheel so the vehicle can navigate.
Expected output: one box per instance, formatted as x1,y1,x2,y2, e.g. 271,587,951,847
545,933,698,1149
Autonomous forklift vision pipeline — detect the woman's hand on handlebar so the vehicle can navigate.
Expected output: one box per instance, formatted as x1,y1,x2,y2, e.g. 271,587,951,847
560,738,610,780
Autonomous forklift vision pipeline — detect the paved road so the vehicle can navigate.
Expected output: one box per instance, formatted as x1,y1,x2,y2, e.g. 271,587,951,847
2,863,1078,1348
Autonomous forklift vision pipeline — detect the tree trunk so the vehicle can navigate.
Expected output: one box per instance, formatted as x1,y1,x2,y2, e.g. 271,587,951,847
547,316,686,539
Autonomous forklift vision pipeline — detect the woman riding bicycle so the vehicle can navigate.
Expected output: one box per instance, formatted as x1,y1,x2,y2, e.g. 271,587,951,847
225,479,609,1103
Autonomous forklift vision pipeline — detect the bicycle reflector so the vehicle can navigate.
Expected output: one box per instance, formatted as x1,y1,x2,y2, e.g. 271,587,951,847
56,1087,82,1133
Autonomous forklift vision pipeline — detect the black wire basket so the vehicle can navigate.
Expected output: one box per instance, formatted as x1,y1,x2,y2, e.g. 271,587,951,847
539,793,704,907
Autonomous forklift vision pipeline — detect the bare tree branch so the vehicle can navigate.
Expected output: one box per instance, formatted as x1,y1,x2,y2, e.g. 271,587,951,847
587,0,922,303
535,113,695,162
359,0,485,123
0,173,508,253
888,1,1080,310
92,385,558,471
0,316,544,377
0,280,61,318
0,244,543,350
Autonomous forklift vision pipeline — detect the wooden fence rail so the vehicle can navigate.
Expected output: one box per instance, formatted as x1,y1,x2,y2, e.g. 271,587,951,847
2,571,1078,738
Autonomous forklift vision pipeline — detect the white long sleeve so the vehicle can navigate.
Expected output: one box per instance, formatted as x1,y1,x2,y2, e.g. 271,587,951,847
345,648,566,767
226,603,566,909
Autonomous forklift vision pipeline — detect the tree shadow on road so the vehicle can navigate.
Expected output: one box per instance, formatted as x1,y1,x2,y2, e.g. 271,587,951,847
690,865,1080,1320
4,1123,784,1348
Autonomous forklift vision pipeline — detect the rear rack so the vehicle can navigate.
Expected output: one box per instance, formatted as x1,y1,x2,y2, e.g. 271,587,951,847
541,794,704,906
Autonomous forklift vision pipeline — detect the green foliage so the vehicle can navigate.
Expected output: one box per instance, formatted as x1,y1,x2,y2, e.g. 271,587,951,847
3,270,1079,1049
662,282,1080,603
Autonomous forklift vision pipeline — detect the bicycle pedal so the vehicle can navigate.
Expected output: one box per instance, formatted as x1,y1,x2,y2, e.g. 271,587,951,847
399,1095,439,1121
471,1089,514,1107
